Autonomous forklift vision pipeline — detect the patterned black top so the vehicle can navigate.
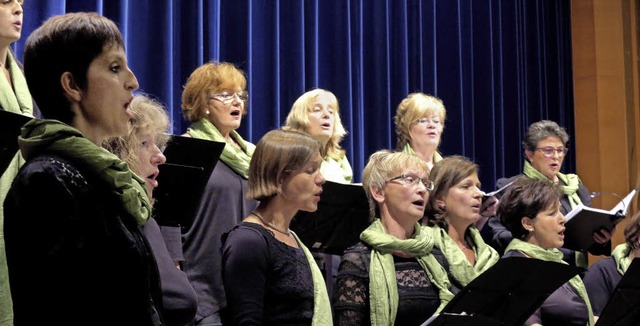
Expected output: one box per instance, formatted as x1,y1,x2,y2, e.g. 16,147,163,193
333,241,458,326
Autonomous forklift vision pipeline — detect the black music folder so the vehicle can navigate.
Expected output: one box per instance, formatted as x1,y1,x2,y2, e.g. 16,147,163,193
153,135,224,230
0,110,32,174
563,189,637,251
290,181,370,255
422,256,582,326
595,258,640,326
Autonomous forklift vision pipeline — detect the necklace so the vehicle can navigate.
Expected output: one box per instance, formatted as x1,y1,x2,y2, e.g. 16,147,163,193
251,211,291,236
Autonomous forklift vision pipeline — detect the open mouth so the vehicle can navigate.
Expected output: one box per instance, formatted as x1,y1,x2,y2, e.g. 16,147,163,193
230,109,241,117
146,171,159,188
412,199,425,207
321,122,331,128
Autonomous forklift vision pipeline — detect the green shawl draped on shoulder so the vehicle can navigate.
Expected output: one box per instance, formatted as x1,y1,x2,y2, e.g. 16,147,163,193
401,144,443,165
186,119,255,179
0,51,35,326
18,119,152,225
430,226,499,287
523,160,583,209
611,243,633,275
291,231,332,325
320,155,353,184
505,239,594,326
359,220,455,326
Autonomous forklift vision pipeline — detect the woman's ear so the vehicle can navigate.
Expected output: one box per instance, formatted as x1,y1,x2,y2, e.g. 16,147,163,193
524,150,534,161
521,216,534,232
60,72,82,102
435,198,445,210
370,185,385,204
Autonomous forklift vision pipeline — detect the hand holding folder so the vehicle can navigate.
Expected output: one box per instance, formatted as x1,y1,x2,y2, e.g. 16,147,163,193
562,189,637,251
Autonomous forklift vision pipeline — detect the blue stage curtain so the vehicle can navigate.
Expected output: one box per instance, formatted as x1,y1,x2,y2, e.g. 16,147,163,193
15,0,575,187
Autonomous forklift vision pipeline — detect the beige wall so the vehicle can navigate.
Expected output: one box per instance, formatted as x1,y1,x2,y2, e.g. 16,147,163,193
571,0,640,263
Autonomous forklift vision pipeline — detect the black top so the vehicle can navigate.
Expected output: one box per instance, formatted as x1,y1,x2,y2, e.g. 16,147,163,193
143,218,198,326
333,241,458,326
503,250,589,326
481,174,610,265
221,222,315,326
583,256,621,316
4,154,164,325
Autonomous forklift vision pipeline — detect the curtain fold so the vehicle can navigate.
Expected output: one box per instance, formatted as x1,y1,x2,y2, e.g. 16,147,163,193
15,0,576,187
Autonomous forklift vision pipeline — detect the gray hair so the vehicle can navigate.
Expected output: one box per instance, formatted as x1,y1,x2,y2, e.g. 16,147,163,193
522,120,569,152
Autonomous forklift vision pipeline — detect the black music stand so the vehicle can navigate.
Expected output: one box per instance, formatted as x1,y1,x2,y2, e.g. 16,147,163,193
423,256,582,325
153,135,224,230
595,258,640,326
0,110,32,174
290,181,370,255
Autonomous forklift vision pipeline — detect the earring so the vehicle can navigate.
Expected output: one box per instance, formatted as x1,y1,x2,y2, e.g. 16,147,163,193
205,110,210,115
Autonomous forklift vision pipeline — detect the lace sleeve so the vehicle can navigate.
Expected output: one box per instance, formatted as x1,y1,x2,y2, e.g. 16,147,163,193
333,246,371,326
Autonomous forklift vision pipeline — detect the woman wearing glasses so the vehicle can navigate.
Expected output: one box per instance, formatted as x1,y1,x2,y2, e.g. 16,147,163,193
394,93,446,170
181,61,258,326
481,120,611,268
334,150,457,325
424,156,500,290
284,89,352,184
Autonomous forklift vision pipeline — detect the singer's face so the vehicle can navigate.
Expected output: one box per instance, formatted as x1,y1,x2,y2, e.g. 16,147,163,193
526,201,565,249
525,136,565,182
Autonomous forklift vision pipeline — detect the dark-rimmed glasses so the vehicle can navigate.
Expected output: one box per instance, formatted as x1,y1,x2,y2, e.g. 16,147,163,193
210,91,249,104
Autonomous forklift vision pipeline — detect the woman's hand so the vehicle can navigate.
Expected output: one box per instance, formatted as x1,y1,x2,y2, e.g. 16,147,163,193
593,228,613,244
480,196,499,217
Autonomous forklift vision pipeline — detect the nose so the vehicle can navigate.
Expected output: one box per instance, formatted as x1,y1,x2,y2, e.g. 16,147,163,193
13,1,22,15
472,186,483,198
126,67,139,91
316,171,326,186
152,145,166,165
558,212,566,224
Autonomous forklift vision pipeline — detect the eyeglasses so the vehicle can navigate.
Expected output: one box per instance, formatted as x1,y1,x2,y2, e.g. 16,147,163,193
210,91,249,104
413,117,442,126
536,147,569,158
387,173,435,190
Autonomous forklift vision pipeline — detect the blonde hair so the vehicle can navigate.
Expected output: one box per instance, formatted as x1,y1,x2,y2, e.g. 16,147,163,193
248,129,323,201
283,89,347,160
362,150,429,221
103,94,170,171
394,93,446,150
181,61,247,121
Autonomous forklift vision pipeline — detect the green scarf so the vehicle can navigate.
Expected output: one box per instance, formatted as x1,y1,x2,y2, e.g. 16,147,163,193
291,231,332,326
360,220,454,326
0,51,33,116
187,119,255,179
320,155,353,184
430,226,499,287
402,143,443,165
505,239,594,326
523,160,583,209
611,243,633,275
18,119,151,225
0,51,35,326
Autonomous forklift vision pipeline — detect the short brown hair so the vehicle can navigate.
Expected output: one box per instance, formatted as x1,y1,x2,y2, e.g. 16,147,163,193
247,129,323,201
497,177,563,239
181,61,247,121
625,211,640,249
425,155,477,229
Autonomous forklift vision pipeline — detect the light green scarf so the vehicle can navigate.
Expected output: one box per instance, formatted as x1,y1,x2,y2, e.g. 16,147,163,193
18,119,151,225
402,143,443,165
505,239,594,326
0,51,35,326
320,155,353,184
291,231,332,325
187,119,254,179
523,160,583,209
611,243,633,275
360,220,454,326
430,226,499,287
